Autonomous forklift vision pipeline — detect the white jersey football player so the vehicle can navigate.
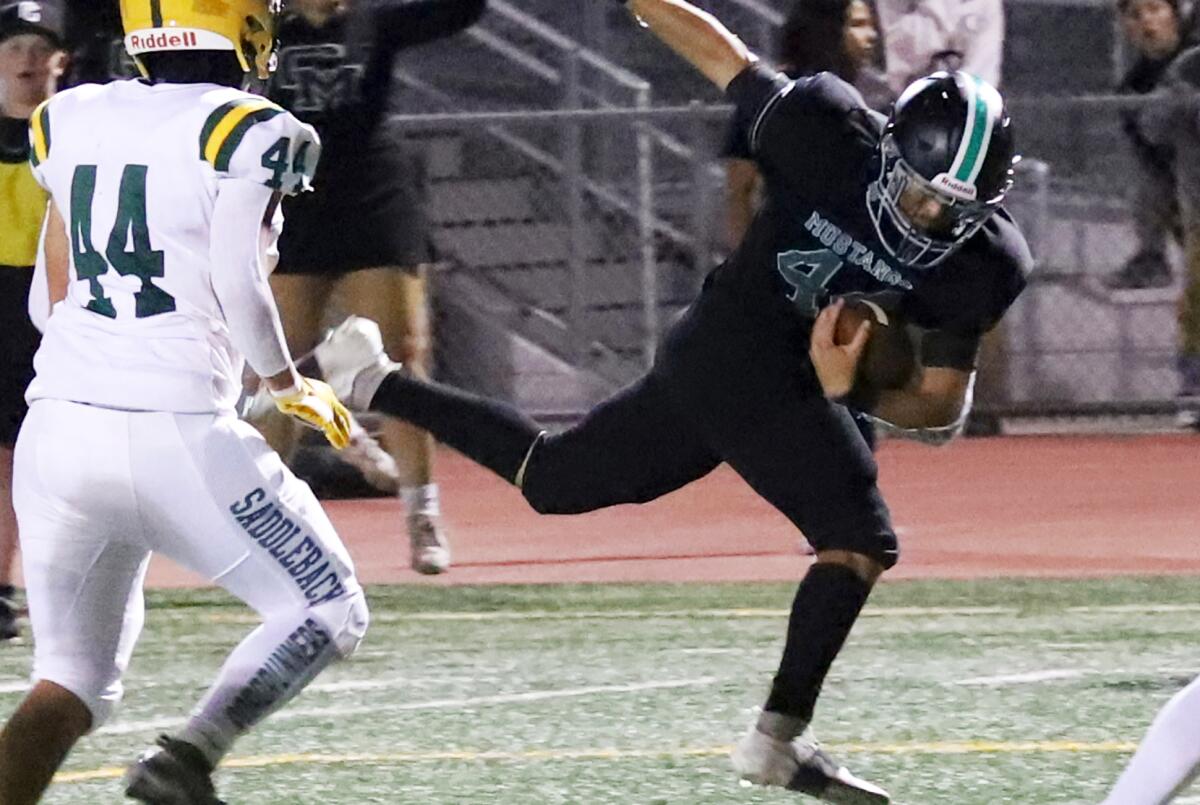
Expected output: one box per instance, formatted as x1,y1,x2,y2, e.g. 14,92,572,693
1101,674,1200,804
0,2,369,804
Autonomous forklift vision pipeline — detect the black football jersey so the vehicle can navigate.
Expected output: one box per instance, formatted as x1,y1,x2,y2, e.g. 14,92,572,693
62,0,135,86
270,0,485,156
717,65,1031,367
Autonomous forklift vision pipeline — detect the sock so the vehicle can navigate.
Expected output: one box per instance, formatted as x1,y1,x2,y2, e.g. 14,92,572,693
176,613,341,768
369,372,543,484
401,484,440,518
762,563,874,731
1102,675,1200,805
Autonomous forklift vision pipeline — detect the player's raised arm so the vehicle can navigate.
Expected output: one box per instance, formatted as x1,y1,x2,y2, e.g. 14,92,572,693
619,0,758,90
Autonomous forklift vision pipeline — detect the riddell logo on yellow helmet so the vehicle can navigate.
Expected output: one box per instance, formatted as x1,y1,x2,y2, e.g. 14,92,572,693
124,27,236,55
127,30,197,50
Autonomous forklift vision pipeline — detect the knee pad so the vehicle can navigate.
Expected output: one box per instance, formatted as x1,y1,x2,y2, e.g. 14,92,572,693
308,587,370,659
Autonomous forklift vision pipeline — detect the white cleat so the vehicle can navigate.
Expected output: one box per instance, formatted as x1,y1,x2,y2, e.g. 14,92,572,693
732,726,890,804
313,316,400,409
408,512,451,575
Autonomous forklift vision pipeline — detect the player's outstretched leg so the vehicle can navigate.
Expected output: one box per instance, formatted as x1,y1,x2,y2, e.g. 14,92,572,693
313,317,723,515
312,316,545,486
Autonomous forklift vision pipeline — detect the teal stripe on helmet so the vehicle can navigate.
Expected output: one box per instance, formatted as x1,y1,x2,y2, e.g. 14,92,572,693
953,75,993,185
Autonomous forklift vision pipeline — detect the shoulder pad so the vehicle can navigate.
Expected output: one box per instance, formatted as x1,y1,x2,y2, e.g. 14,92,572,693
198,95,321,195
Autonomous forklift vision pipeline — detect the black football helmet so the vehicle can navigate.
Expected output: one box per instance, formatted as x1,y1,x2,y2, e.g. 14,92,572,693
866,71,1017,269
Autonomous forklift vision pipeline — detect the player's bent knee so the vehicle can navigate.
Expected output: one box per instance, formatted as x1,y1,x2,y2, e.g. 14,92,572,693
34,670,123,730
518,436,623,515
816,549,889,584
520,475,597,515
308,587,370,659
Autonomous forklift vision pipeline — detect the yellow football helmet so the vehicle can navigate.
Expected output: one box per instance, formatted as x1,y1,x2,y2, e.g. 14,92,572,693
119,0,281,80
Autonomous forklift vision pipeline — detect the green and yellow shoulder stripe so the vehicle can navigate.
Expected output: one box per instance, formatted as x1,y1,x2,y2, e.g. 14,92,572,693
28,98,52,168
198,96,286,172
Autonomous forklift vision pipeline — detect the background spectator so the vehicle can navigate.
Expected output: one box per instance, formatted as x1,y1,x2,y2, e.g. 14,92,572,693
1105,0,1195,290
1137,45,1200,397
256,0,487,575
0,0,65,640
874,0,1004,94
61,0,128,86
724,0,884,250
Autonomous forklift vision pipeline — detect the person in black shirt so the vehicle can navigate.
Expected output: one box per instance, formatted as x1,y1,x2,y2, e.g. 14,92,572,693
259,0,486,576
280,0,1029,800
60,0,130,86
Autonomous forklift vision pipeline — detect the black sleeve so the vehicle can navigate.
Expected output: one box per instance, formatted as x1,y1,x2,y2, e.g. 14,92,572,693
725,65,871,179
914,249,1027,371
721,112,751,161
724,63,796,165
373,0,488,55
919,330,982,371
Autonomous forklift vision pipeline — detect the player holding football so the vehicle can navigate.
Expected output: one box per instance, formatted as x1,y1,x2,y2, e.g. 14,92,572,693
0,2,369,804
315,0,1031,801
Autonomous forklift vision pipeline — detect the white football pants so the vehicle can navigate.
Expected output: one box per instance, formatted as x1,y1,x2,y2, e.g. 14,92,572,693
13,399,367,727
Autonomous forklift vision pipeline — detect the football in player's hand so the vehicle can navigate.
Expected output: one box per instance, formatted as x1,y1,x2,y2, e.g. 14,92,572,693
834,298,918,393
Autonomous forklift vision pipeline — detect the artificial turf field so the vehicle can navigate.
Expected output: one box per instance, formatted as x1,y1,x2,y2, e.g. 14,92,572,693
5,576,1199,804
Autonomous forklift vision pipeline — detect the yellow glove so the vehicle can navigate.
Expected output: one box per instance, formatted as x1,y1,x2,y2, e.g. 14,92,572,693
271,377,352,450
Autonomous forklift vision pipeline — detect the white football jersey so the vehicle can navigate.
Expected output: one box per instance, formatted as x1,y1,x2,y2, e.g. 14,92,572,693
27,79,320,413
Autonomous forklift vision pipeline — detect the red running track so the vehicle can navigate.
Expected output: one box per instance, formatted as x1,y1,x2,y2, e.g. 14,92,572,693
133,434,1200,588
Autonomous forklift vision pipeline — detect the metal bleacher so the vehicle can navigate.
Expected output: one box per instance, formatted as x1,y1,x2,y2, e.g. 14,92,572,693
388,0,1192,420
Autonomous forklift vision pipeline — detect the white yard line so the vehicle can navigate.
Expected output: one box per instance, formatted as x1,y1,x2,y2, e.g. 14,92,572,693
99,676,718,736
1067,604,1200,614
955,669,1088,686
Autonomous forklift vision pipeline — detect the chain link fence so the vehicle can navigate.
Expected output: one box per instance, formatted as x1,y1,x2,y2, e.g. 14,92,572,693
375,97,1194,424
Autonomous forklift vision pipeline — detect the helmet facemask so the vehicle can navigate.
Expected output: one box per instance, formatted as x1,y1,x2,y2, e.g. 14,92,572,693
867,134,1003,270
243,4,282,80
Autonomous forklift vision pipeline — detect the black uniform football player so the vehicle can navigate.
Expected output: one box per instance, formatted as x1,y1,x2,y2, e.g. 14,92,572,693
312,0,1031,801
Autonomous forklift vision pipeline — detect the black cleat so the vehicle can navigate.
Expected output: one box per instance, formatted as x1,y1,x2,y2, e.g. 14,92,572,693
124,735,224,805
732,726,890,804
787,737,890,804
